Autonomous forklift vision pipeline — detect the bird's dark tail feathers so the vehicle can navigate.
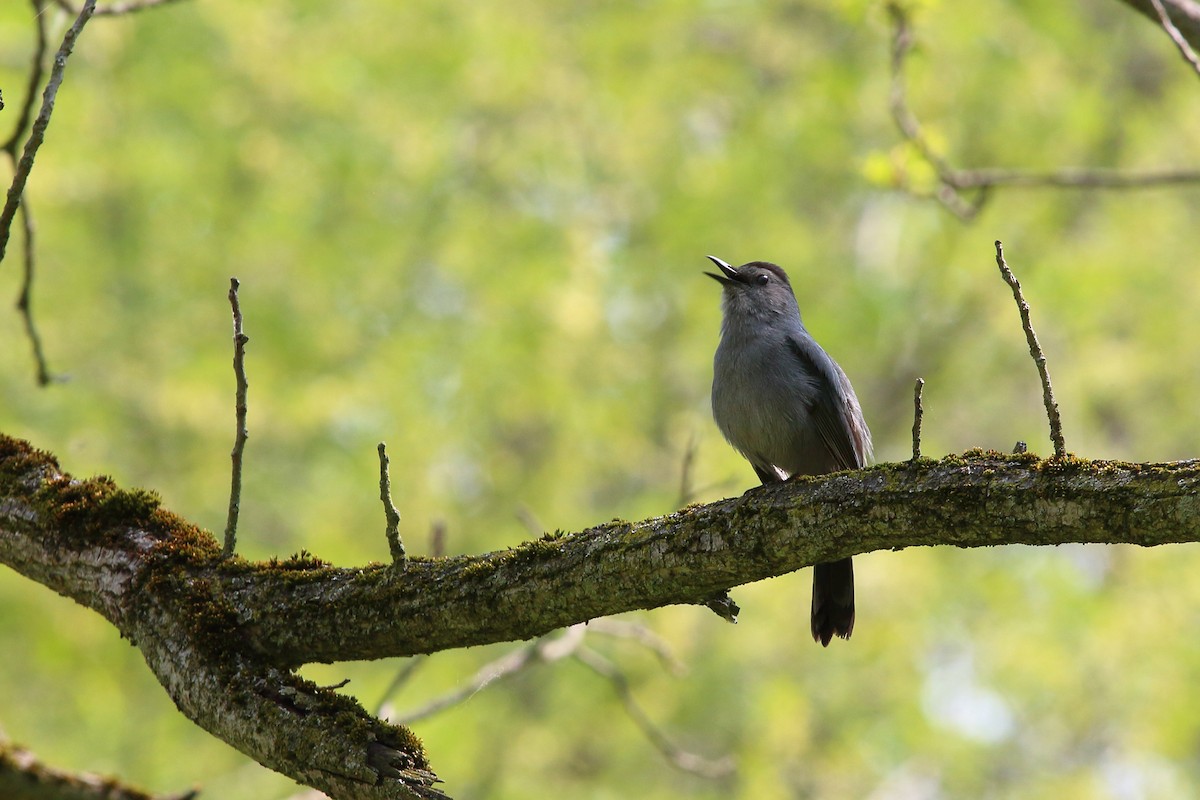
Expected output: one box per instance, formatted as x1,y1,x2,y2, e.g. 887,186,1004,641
811,557,855,647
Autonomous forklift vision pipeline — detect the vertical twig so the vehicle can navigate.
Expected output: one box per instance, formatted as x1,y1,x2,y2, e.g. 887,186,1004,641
378,442,407,565
677,432,698,507
429,519,447,557
224,278,250,558
911,377,925,460
994,241,1066,458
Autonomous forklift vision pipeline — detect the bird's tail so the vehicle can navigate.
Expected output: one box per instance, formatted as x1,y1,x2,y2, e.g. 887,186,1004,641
811,557,855,646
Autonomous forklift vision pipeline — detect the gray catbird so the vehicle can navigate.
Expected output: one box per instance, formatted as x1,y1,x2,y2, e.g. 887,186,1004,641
706,255,872,646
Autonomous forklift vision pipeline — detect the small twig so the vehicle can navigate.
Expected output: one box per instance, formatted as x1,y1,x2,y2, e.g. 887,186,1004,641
429,519,447,557
678,432,699,506
911,377,925,460
0,0,97,269
572,646,736,780
1149,0,1200,78
378,442,406,565
994,241,1066,458
223,278,250,558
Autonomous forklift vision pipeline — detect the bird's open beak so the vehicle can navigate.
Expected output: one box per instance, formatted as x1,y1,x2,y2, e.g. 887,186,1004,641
704,255,739,285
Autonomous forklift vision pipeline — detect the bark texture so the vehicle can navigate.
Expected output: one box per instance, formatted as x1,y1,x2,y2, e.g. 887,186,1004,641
3,432,1199,798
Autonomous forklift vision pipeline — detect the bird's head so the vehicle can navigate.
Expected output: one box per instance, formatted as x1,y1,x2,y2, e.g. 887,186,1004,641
705,256,802,322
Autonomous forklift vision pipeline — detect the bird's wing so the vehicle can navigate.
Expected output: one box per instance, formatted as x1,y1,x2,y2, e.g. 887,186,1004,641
786,334,870,471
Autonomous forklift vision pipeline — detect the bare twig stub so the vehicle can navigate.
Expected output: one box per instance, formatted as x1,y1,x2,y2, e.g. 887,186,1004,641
884,2,1200,221
911,377,925,460
224,278,250,558
378,442,407,565
994,241,1066,458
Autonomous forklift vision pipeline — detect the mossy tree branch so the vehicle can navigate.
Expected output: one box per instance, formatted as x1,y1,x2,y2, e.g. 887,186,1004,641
3,432,1200,797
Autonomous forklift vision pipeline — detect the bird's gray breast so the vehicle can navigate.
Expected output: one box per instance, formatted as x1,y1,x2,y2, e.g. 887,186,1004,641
711,332,831,477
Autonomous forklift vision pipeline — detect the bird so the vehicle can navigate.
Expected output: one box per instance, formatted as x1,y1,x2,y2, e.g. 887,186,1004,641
706,255,872,646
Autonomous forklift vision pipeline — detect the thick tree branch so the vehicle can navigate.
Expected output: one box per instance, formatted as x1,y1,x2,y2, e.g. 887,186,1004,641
4,430,1199,796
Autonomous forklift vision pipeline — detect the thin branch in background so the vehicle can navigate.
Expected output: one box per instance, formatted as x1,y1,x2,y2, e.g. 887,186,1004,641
1149,0,1200,77
387,622,733,778
586,618,686,676
911,377,925,460
993,241,1066,458
885,1,988,221
223,277,250,558
947,166,1200,190
572,646,736,780
15,200,57,385
390,639,546,725
376,655,428,716
514,504,544,537
378,442,407,565
0,0,96,267
884,2,1200,222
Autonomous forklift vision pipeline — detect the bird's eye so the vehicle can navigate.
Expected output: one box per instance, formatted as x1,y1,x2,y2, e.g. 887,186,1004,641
755,274,769,286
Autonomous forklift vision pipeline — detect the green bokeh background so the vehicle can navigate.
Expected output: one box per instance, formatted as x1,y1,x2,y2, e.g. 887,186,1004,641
2,1,1200,797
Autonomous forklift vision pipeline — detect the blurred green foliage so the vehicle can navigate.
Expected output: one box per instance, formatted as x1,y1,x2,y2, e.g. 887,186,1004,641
2,0,1200,797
